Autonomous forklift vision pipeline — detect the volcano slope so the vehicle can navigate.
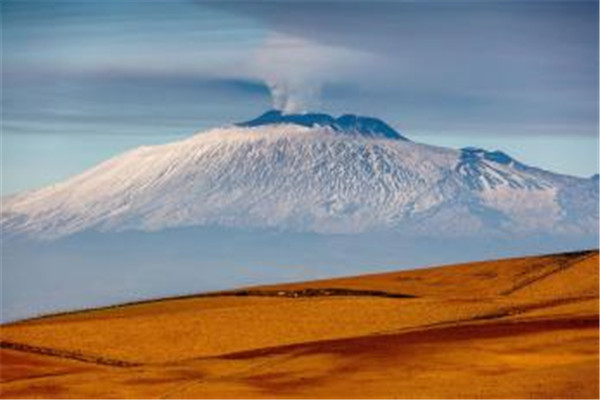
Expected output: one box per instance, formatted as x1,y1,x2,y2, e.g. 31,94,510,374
1,250,598,399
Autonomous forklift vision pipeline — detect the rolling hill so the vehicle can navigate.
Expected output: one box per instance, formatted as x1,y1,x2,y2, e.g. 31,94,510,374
1,250,598,398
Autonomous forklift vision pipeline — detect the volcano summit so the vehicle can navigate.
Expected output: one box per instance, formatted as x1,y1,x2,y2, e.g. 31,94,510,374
238,110,408,140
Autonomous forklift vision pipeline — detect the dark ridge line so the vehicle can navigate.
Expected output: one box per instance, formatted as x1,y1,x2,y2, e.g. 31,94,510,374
370,294,600,340
500,251,597,296
214,313,600,361
220,288,416,299
431,294,600,327
6,288,417,326
0,341,142,368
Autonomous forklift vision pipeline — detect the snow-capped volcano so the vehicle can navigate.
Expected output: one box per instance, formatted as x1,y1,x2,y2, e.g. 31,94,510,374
2,111,598,240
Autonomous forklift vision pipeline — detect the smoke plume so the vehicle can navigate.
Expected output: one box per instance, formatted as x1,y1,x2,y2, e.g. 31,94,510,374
252,33,359,114
266,78,321,114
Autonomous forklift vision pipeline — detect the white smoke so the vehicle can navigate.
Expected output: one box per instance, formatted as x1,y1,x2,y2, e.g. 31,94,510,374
266,78,321,114
252,33,361,114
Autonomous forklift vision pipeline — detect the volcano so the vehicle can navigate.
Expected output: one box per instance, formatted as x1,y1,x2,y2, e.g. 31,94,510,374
2,110,598,240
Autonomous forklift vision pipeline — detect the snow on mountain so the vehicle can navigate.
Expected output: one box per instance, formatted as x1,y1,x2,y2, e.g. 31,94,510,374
2,111,598,240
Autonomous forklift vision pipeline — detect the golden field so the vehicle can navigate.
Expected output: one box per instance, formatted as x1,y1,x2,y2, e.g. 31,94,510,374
0,250,598,398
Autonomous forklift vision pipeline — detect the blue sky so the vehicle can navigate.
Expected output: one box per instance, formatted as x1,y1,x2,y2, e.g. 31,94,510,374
2,0,598,195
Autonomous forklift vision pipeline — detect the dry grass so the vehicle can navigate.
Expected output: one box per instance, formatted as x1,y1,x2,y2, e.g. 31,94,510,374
1,250,598,398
